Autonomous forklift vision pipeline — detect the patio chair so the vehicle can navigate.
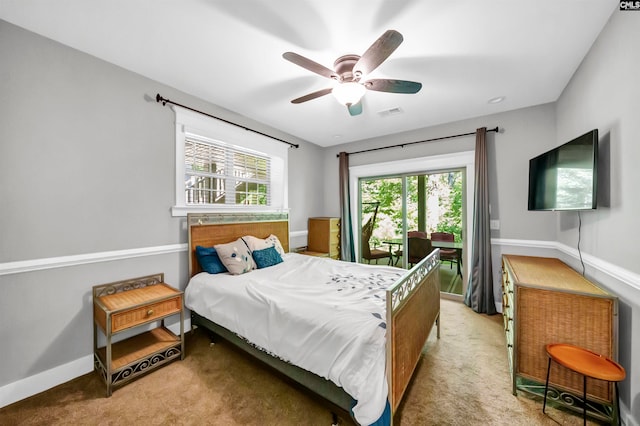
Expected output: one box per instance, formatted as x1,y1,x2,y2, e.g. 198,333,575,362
361,218,392,265
431,232,460,273
407,234,433,267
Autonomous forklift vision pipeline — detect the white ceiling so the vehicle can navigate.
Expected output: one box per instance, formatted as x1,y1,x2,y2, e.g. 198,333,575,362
1,0,617,147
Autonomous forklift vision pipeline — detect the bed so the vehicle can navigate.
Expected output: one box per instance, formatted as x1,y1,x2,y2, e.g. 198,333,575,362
185,212,440,425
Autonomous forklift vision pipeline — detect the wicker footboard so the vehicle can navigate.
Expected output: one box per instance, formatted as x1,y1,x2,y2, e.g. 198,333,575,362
386,249,441,413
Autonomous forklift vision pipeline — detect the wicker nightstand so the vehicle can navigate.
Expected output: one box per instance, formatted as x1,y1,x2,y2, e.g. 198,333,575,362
93,273,184,396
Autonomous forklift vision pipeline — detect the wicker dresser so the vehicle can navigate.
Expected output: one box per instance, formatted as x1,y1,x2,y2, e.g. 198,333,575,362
501,255,618,414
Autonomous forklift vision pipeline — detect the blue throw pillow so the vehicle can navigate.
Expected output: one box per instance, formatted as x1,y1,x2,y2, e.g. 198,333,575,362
252,246,283,269
195,246,228,274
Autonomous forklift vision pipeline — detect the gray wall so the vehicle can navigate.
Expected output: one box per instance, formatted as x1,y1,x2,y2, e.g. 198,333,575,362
0,20,322,390
555,10,640,423
556,11,640,272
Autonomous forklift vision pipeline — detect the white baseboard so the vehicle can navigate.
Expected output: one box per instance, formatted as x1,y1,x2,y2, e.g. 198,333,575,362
0,316,191,409
0,354,94,408
621,404,639,426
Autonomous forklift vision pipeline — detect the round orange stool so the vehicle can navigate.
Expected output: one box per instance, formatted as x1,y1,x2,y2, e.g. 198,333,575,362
543,343,626,425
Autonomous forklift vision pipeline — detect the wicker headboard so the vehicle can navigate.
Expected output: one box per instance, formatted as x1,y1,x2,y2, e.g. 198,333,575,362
187,213,290,277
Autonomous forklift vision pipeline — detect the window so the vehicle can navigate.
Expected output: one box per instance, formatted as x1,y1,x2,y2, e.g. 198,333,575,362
184,135,270,206
172,106,288,216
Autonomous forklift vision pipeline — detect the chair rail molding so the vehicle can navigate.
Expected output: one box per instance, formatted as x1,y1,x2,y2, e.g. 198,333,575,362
491,238,640,292
0,244,188,276
1,230,308,276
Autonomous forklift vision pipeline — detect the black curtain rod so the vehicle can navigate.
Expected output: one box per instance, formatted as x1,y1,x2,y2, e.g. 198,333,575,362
155,94,300,149
337,126,499,157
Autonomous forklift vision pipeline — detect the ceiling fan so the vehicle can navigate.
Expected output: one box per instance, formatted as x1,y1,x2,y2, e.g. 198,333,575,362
283,29,422,116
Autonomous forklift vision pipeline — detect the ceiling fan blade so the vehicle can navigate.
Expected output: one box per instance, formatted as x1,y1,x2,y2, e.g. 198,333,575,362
291,87,333,104
347,101,363,116
283,52,336,79
353,30,403,77
364,79,422,94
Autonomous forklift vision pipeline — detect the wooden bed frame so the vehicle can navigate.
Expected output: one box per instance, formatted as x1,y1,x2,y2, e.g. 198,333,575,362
186,212,440,424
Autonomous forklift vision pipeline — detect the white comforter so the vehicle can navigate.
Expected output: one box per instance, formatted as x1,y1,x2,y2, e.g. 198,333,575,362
185,253,404,425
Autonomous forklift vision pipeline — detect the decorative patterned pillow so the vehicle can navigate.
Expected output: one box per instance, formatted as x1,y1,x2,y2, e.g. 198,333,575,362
195,246,228,274
214,238,256,275
252,246,283,269
265,234,286,256
242,235,273,253
242,234,286,260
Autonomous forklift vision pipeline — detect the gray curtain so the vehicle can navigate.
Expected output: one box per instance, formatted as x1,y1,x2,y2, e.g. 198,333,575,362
464,128,496,314
338,152,355,262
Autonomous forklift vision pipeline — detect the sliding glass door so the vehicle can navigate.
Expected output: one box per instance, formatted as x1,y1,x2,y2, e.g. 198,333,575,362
358,169,465,297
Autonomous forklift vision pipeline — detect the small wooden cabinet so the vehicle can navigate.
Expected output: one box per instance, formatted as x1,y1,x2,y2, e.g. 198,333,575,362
298,250,330,258
303,217,340,260
93,273,184,396
502,255,618,419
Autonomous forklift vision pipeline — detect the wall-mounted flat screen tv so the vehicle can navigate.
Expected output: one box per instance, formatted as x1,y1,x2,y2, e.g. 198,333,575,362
528,129,598,211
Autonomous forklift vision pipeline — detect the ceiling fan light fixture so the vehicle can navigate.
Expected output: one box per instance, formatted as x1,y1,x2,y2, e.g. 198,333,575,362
284,30,418,115
332,82,366,106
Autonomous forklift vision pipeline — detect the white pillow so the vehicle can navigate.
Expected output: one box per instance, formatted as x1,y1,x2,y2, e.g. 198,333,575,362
214,238,255,275
242,235,272,253
265,234,286,256
243,235,286,258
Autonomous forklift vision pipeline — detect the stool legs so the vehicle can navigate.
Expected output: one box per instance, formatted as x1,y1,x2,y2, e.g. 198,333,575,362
543,354,622,425
543,357,551,413
582,376,587,426
615,382,621,426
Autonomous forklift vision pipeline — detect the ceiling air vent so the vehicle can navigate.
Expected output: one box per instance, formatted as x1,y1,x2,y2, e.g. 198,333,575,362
378,107,403,117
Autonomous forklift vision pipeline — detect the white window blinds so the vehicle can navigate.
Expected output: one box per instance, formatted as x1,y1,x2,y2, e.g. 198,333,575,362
172,105,288,216
184,136,271,206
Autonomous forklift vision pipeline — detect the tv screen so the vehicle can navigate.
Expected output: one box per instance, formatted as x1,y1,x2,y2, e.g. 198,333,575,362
528,129,598,211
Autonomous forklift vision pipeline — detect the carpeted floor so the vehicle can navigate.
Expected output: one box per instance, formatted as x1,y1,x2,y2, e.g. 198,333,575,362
0,299,602,425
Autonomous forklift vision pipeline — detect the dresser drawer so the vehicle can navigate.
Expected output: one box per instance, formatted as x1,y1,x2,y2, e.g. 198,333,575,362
111,296,182,333
329,229,340,244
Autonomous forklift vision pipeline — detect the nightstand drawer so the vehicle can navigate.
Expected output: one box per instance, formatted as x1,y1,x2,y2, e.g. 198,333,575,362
111,296,182,332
